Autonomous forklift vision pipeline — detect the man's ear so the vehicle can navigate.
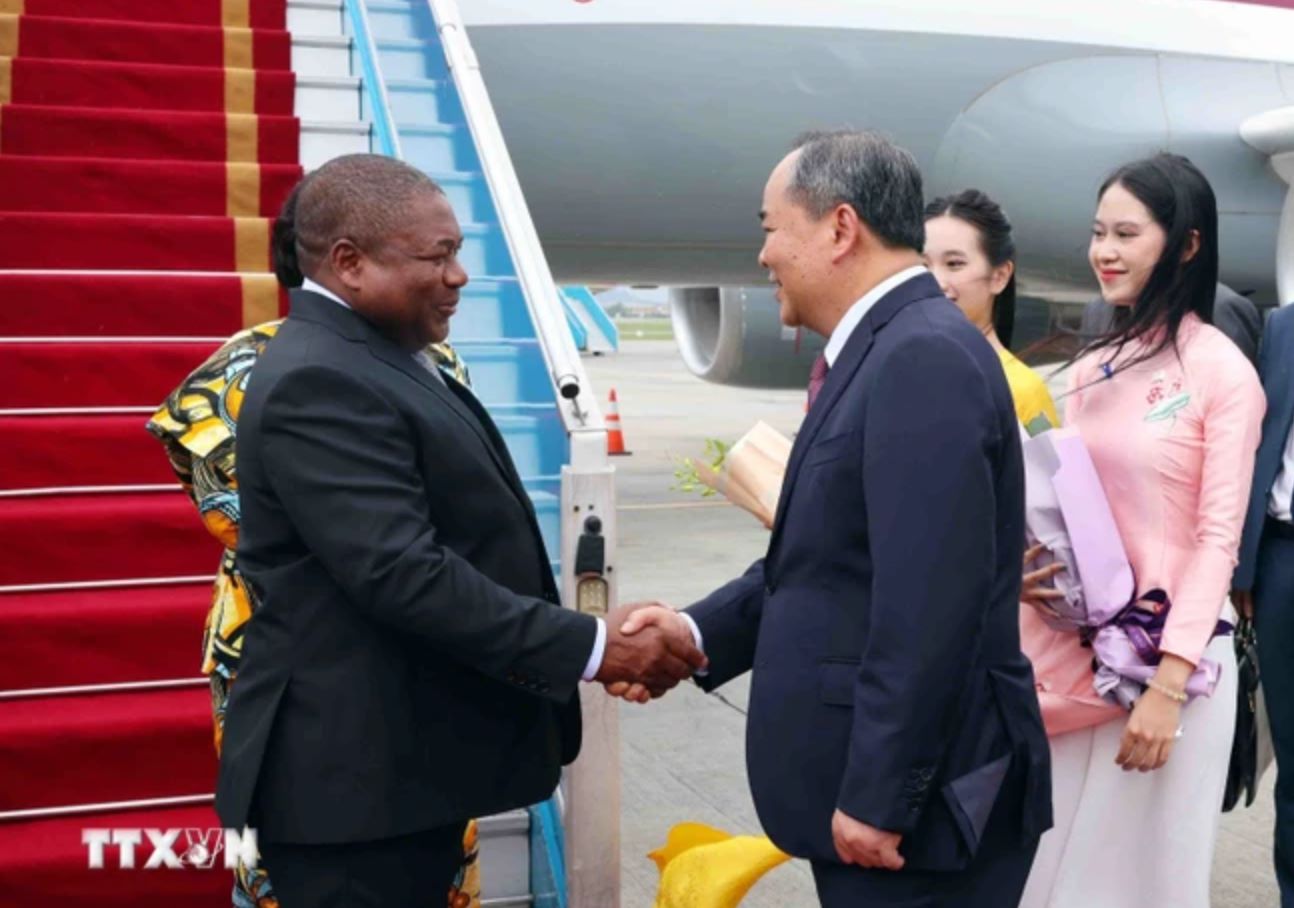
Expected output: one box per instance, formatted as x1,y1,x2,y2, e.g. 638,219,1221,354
832,203,862,263
329,239,364,294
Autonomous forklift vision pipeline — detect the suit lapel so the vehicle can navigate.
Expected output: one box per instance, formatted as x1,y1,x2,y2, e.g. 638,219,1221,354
364,338,531,507
442,371,534,507
286,291,534,510
766,273,943,559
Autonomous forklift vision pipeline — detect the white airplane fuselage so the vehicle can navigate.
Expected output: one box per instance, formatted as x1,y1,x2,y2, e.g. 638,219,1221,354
462,0,1294,303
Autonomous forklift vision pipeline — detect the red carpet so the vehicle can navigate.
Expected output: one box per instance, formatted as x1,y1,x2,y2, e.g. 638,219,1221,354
0,2,297,899
0,803,234,905
0,212,272,271
1,15,291,69
0,583,212,690
5,58,295,114
0,106,301,162
0,273,286,337
6,0,286,29
0,341,223,408
0,491,222,585
0,686,215,810
0,414,181,488
0,156,301,216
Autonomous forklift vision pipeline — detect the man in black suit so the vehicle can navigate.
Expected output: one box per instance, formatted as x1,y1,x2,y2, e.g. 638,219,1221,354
214,155,704,907
1079,281,1262,365
624,132,1051,906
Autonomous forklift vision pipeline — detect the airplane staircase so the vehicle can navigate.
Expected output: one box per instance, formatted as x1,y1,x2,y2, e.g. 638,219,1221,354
562,286,619,355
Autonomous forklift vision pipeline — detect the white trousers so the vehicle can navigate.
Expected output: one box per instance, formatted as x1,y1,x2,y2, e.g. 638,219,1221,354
1021,634,1237,908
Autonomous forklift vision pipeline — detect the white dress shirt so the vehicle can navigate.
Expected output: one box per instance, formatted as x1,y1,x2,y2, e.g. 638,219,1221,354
301,277,350,310
1268,419,1294,523
299,279,607,675
823,265,929,367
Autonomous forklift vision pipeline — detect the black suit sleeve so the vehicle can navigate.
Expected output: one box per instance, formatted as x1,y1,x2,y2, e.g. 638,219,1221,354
1213,290,1262,368
254,364,597,702
837,333,1001,833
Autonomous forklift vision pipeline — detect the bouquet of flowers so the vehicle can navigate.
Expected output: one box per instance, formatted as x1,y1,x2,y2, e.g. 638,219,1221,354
674,422,792,529
1023,427,1223,707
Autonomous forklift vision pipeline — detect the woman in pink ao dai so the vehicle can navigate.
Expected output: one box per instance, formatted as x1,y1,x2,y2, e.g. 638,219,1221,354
1020,154,1265,908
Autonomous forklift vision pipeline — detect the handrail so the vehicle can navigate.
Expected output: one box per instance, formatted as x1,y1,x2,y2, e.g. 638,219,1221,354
423,0,605,443
0,575,215,595
344,0,402,159
0,485,180,498
0,677,207,701
0,794,213,823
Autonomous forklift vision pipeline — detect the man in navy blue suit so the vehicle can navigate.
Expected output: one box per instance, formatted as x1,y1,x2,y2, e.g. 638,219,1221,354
623,132,1052,905
1233,303,1294,907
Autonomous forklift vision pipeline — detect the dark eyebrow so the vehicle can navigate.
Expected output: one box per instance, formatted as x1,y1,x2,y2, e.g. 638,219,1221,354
1093,219,1145,230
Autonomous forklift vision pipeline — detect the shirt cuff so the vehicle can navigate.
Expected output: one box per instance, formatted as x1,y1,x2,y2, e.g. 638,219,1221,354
581,617,607,681
679,612,708,677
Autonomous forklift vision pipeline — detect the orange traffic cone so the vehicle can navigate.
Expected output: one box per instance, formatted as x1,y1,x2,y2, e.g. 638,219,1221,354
607,388,631,456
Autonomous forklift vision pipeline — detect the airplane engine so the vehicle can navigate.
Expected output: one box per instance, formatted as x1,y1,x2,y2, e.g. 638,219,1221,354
668,286,824,388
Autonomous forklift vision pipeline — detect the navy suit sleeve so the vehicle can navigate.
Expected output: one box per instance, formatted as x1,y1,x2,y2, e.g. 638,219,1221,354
1235,308,1291,590
837,332,1001,834
684,558,766,690
252,364,597,702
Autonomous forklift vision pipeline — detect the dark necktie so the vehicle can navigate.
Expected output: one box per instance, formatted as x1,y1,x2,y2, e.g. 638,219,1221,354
807,354,829,410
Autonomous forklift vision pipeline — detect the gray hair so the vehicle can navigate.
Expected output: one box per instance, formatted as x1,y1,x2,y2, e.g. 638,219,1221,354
294,154,445,275
788,130,925,252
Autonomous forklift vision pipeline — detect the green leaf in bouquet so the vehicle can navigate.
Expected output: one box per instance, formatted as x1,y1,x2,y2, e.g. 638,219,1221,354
669,437,732,497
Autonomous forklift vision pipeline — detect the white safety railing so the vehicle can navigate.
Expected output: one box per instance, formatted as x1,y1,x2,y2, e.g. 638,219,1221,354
420,4,619,906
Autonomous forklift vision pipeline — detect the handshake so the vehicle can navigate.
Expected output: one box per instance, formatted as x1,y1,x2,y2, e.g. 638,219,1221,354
592,602,708,704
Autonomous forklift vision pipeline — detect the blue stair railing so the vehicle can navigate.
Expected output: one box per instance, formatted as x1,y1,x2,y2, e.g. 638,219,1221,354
562,286,620,354
560,290,590,352
343,3,620,906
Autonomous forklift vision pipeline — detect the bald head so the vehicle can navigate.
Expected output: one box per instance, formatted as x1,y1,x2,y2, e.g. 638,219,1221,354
294,154,445,279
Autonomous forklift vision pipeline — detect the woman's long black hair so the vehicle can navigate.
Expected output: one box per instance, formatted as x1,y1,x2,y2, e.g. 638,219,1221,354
1081,152,1218,373
924,188,1017,348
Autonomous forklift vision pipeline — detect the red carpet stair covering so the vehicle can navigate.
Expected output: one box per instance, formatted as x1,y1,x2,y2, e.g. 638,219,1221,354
0,212,276,270
1,107,301,162
0,0,301,901
0,273,286,336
